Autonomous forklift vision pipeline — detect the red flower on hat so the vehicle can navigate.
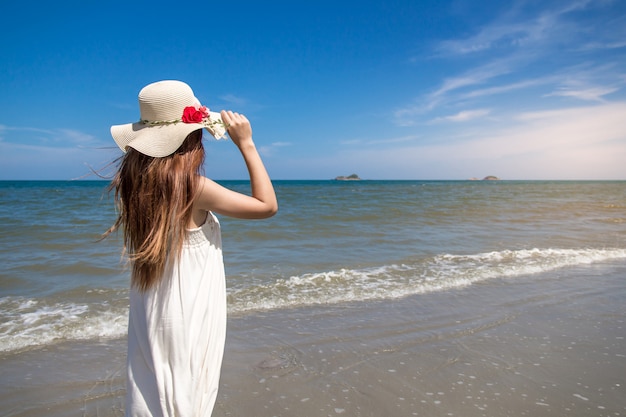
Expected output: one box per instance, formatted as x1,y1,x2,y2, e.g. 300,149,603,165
181,106,209,123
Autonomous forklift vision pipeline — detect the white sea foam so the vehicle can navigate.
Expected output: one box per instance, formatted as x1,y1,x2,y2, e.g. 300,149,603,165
227,247,626,313
1,247,624,352
0,296,127,353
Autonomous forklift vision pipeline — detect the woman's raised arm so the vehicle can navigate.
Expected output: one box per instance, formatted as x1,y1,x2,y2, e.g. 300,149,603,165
194,110,278,219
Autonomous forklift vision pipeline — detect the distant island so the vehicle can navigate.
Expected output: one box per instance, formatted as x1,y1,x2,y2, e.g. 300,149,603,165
468,176,500,181
334,174,361,181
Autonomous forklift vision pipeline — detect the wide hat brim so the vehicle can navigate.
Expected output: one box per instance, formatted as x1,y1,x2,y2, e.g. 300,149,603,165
111,111,226,158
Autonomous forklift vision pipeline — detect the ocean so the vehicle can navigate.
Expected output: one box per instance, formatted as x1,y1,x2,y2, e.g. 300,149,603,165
1,179,625,416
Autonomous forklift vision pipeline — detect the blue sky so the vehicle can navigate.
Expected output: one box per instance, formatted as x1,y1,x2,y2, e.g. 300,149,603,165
1,0,625,180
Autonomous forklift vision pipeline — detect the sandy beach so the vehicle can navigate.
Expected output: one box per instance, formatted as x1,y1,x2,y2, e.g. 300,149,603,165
2,260,624,417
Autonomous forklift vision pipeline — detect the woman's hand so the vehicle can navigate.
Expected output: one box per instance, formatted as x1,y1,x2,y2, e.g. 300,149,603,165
221,110,253,150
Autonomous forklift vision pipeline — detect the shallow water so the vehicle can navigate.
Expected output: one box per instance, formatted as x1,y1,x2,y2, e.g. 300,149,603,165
1,180,625,353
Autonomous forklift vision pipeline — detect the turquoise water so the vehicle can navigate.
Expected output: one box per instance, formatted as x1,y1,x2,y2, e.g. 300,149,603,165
1,180,625,353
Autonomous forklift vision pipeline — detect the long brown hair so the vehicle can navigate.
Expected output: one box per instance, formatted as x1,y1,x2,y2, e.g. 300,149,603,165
106,129,205,291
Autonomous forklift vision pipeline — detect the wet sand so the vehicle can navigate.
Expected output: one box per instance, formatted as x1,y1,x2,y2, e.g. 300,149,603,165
2,262,625,417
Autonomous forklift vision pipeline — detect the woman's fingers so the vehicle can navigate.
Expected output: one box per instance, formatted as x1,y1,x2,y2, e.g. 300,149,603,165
220,110,252,146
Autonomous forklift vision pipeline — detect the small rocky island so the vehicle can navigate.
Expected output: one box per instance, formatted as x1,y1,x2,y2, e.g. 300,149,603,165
334,174,361,181
468,175,500,181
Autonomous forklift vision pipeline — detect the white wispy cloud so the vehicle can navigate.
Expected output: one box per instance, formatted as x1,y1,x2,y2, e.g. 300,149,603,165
580,40,626,50
219,94,248,106
393,58,516,125
430,109,491,124
215,93,267,113
0,138,118,180
340,135,421,146
258,141,292,157
270,141,291,147
430,59,513,100
0,125,106,148
0,125,53,137
460,78,551,100
435,0,593,56
545,86,619,102
58,129,101,146
436,18,544,55
542,62,626,101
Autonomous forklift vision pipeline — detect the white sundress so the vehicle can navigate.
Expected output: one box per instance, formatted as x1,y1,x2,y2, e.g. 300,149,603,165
125,212,226,417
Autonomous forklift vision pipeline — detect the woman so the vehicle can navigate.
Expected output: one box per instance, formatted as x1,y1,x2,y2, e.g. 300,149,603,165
107,80,277,417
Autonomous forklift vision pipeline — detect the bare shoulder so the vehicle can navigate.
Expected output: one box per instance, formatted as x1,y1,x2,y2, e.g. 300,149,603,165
196,175,217,194
194,176,224,205
193,176,238,215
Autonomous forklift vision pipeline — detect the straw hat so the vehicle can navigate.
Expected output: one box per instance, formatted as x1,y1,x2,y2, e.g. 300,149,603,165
110,80,227,157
